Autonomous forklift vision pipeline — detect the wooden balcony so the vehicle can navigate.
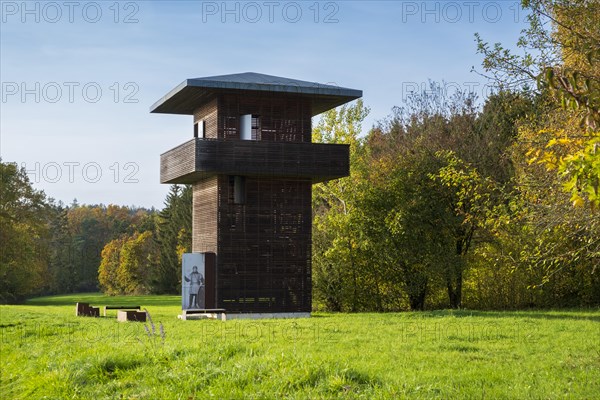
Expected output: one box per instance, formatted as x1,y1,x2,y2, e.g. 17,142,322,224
160,138,350,184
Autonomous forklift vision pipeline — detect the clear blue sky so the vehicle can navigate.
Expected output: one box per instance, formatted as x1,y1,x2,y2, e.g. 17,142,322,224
1,1,529,209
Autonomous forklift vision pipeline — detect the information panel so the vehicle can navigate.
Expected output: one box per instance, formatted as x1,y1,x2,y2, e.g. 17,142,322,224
182,253,205,310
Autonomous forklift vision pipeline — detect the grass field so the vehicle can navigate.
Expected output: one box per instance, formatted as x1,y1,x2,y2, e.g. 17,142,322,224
1,294,598,399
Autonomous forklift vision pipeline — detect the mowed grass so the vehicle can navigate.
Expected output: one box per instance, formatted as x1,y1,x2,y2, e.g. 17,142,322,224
1,294,598,399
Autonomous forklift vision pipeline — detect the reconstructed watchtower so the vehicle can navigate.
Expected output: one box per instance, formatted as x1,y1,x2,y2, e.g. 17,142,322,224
151,72,361,315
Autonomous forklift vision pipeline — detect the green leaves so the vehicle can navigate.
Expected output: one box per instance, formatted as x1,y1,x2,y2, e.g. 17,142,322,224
0,161,50,302
312,100,371,312
99,231,158,295
154,185,192,294
558,134,600,209
478,0,600,209
433,150,497,229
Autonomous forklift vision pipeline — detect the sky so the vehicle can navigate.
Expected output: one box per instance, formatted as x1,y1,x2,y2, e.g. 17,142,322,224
0,0,530,209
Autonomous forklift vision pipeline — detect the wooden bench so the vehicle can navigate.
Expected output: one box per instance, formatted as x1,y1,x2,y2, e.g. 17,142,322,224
117,310,147,322
102,305,141,317
75,302,99,317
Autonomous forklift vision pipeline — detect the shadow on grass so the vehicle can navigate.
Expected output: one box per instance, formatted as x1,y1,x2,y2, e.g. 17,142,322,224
25,293,180,307
22,294,600,323
417,309,600,322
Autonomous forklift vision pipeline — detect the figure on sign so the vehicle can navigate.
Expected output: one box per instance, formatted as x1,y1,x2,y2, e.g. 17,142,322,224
182,253,206,310
184,265,205,309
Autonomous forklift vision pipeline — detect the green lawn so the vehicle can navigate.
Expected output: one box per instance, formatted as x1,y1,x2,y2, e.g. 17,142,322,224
1,294,598,399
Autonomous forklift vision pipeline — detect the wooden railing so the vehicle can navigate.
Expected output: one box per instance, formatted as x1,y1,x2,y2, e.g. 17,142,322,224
160,138,349,184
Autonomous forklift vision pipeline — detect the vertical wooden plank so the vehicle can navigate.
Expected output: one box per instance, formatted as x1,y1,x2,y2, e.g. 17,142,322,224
204,252,216,309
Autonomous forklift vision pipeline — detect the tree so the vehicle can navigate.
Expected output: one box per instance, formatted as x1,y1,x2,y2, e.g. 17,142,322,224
312,99,370,311
98,236,126,295
359,149,445,310
99,231,158,295
0,161,49,302
476,0,600,208
117,231,157,294
47,202,78,293
153,185,192,293
473,0,600,303
432,151,501,308
508,104,600,305
364,86,491,309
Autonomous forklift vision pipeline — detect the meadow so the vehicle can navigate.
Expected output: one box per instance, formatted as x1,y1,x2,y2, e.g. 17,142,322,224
1,294,598,399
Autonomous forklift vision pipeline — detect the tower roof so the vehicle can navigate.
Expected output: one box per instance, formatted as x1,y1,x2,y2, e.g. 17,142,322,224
150,72,362,116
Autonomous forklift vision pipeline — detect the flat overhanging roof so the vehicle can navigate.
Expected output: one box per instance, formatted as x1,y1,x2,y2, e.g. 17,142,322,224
150,72,362,116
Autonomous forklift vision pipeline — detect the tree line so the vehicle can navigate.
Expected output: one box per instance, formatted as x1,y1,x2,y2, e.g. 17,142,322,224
312,0,599,310
1,0,597,308
0,170,192,302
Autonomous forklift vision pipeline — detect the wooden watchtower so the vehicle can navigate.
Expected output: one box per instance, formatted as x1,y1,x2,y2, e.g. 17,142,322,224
151,72,362,315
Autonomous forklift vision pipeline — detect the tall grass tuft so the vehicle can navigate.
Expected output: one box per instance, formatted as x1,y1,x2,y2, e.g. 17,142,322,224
138,308,166,361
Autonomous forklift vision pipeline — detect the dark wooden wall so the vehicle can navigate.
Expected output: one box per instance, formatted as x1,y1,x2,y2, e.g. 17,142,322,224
204,253,216,309
215,177,312,312
189,93,316,313
218,93,312,142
